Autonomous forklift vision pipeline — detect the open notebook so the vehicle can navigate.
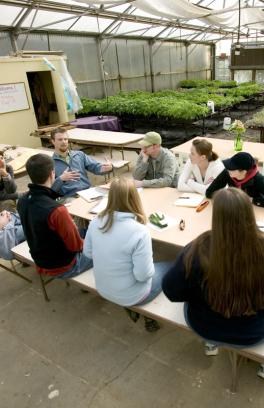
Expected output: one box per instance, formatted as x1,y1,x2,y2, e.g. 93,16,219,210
77,187,106,203
174,193,205,208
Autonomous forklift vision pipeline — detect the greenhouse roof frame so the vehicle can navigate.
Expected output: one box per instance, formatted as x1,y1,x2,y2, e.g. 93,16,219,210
0,0,264,45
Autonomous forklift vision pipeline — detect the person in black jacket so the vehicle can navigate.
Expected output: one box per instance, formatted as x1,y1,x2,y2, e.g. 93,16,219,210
162,188,264,378
206,152,264,200
17,154,92,278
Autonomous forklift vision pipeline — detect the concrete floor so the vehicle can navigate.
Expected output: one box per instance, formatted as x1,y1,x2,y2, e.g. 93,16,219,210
1,124,264,407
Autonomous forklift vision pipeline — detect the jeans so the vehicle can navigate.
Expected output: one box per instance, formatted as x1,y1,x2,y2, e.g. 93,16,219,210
57,252,93,279
137,261,173,305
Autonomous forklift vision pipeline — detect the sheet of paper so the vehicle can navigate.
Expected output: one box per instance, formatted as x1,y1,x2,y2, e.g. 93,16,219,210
148,213,179,232
8,151,33,171
77,187,106,203
174,193,204,208
90,197,108,214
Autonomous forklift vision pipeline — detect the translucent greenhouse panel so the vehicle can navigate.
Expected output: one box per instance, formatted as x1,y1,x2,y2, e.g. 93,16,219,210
17,33,49,51
100,40,119,82
256,70,264,84
115,40,150,76
140,26,169,38
215,57,231,81
0,5,22,26
234,70,253,83
0,32,13,56
49,35,102,98
104,39,151,93
110,21,151,36
67,16,114,33
187,44,211,80
76,82,105,99
121,77,152,92
152,42,187,90
21,10,77,31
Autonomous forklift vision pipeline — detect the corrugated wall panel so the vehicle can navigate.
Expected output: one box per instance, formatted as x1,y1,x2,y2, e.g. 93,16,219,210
0,32,12,56
187,44,211,79
49,35,104,98
152,42,190,90
103,38,151,92
17,33,49,51
0,31,212,98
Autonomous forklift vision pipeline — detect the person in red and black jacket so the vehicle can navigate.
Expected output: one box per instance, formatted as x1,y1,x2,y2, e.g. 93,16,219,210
206,152,264,200
17,154,92,278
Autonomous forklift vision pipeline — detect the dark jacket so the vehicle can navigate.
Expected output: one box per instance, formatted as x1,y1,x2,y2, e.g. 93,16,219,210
17,184,76,269
206,168,264,199
162,242,264,346
0,164,18,201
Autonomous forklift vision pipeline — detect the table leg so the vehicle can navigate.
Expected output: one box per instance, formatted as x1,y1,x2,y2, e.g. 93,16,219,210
260,129,264,143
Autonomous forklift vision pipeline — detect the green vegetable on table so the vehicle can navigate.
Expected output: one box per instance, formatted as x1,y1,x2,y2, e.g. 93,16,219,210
149,213,168,228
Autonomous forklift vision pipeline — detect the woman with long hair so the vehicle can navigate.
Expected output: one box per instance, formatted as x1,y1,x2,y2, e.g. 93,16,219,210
162,188,264,376
84,177,171,332
178,139,224,195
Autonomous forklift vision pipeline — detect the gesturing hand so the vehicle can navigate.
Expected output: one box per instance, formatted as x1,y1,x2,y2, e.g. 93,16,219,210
101,157,113,173
60,169,80,182
0,210,11,229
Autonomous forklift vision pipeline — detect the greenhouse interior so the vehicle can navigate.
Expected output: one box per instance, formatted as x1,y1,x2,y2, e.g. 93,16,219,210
1,0,264,406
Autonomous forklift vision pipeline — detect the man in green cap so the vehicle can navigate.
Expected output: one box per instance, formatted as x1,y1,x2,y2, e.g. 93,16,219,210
133,131,178,188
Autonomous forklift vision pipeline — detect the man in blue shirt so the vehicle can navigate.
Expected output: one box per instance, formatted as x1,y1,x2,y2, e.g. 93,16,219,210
51,127,112,197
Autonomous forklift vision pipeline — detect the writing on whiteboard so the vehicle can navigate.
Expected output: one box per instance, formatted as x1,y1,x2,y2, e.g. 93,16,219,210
0,83,29,114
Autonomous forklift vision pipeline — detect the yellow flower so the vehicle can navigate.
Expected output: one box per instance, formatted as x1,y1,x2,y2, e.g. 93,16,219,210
229,119,245,134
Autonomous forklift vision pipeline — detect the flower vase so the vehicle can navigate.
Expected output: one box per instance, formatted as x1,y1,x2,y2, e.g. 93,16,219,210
234,134,243,151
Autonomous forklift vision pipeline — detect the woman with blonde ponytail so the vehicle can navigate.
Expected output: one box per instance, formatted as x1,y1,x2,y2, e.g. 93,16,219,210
84,177,172,332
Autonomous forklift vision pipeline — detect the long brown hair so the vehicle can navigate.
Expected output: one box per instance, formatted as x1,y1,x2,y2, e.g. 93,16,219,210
99,177,146,232
185,188,264,317
192,139,218,161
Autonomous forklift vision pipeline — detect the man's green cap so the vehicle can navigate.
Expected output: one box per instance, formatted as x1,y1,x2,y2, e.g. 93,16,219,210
139,131,162,147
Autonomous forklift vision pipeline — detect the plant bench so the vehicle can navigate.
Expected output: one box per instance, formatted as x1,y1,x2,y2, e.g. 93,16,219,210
10,240,264,393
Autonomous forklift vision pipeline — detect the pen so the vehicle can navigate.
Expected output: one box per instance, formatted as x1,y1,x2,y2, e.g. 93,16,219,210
196,200,209,212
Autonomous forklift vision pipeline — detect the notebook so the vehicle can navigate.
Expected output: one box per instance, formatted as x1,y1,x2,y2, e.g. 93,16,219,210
174,193,205,208
77,187,106,203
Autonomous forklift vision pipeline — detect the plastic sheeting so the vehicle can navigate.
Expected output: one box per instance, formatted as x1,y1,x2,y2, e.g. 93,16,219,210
73,0,264,29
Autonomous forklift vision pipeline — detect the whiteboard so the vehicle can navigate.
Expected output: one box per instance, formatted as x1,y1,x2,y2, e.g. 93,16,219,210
0,82,30,114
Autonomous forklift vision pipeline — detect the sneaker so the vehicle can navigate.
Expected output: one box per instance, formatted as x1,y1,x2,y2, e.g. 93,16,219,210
204,342,219,356
257,364,264,379
144,317,160,332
